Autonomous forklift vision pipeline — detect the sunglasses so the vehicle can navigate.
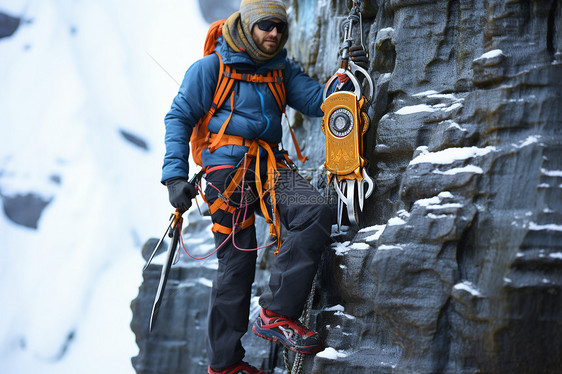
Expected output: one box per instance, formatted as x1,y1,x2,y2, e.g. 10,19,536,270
256,20,287,33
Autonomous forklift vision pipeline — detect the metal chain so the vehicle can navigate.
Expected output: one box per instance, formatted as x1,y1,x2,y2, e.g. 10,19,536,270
282,273,318,374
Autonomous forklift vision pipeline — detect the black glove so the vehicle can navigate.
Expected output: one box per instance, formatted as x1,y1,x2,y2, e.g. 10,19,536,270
166,179,197,212
349,45,369,71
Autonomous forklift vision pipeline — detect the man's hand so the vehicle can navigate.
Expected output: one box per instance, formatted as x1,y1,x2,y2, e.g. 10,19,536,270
166,179,197,212
349,45,369,71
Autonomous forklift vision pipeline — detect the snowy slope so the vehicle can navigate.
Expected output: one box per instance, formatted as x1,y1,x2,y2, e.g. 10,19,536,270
0,0,208,372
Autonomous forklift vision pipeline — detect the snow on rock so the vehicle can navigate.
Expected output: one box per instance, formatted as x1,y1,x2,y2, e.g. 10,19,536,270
541,168,562,177
377,27,394,40
409,146,496,165
317,347,348,360
512,135,541,149
332,241,371,255
529,222,562,232
322,304,357,320
349,242,370,250
361,224,386,242
332,241,351,256
395,104,436,115
432,165,484,175
414,192,454,207
324,304,345,312
388,216,406,226
474,49,504,61
334,311,357,320
378,245,403,251
413,90,438,97
453,281,483,297
358,225,386,234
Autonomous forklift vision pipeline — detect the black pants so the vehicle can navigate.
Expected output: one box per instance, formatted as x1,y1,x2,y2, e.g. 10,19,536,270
204,165,331,370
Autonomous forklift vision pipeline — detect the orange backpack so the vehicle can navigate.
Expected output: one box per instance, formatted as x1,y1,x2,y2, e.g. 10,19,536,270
190,19,306,166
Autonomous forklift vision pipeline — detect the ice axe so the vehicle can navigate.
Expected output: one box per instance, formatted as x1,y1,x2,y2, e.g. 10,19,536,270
144,169,205,332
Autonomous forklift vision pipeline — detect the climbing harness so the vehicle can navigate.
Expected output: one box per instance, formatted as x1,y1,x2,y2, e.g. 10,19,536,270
321,0,375,228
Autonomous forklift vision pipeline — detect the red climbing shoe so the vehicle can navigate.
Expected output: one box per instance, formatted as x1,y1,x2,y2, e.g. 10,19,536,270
252,308,324,354
208,361,265,374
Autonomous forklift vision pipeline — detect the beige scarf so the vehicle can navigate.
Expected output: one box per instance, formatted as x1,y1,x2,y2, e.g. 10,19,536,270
222,11,288,65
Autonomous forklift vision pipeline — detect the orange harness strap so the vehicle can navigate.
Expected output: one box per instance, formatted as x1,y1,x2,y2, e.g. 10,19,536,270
208,132,278,150
211,214,256,235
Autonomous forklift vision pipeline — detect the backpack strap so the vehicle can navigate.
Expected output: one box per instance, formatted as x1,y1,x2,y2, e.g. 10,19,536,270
267,70,286,113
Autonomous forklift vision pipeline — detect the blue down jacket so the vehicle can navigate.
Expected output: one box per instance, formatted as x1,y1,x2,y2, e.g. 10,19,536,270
161,36,325,183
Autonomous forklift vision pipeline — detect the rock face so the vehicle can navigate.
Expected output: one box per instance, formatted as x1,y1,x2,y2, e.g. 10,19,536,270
131,0,562,373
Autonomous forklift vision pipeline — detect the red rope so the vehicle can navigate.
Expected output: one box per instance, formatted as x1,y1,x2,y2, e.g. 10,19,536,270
179,227,231,260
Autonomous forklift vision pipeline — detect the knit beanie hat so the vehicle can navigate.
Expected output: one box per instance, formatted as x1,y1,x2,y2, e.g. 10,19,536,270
223,0,288,65
240,0,287,30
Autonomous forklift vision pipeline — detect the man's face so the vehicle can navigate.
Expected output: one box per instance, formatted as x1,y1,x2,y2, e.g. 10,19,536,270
251,18,285,54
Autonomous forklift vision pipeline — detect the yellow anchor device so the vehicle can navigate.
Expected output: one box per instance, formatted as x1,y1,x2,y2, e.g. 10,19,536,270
321,0,374,228
322,91,368,179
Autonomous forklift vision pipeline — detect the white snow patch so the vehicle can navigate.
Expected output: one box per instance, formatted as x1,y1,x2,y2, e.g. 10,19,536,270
414,192,453,207
317,347,348,360
474,49,504,61
395,104,435,115
428,213,449,219
359,225,386,234
365,225,386,242
541,168,562,177
324,304,345,312
332,241,351,256
512,135,541,149
377,27,394,40
427,203,463,210
428,93,462,101
454,281,482,297
413,90,438,97
443,102,463,112
432,165,483,175
378,245,403,251
438,191,454,199
549,252,562,259
335,311,357,320
415,196,442,206
410,146,496,165
388,216,406,226
349,242,370,250
529,222,562,232
446,121,467,132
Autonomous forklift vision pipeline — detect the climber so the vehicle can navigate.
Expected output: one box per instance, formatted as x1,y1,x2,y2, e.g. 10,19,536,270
161,1,368,373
